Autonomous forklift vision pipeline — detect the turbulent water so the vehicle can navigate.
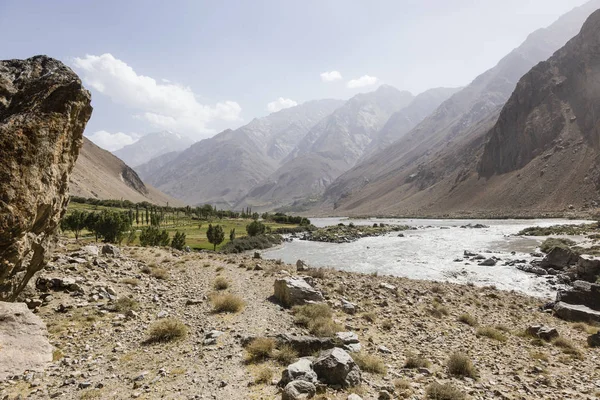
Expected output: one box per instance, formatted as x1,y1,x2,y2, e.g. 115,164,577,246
262,218,591,299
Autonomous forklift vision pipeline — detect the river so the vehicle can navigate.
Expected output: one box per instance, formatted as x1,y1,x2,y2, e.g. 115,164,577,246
262,218,591,299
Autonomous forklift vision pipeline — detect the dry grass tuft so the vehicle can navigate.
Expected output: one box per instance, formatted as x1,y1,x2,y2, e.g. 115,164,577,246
145,318,188,344
246,337,276,363
211,293,245,313
447,352,476,378
254,366,273,384
121,278,140,286
553,337,583,359
274,344,298,365
476,326,507,342
426,382,465,400
404,352,430,369
428,301,449,318
457,313,478,327
351,352,387,374
114,297,139,313
213,276,230,290
150,267,169,280
293,303,341,337
362,312,377,323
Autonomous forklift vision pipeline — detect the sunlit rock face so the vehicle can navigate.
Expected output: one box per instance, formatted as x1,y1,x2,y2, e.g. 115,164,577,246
0,55,92,301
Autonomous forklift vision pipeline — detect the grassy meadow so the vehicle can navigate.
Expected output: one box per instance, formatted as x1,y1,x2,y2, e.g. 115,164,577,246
64,201,297,251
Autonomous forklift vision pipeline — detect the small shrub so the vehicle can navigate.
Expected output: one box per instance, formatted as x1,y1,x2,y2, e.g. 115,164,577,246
114,297,139,313
476,326,507,342
121,278,140,286
381,319,393,331
553,337,583,359
293,304,341,337
246,337,275,363
145,318,188,343
52,349,64,361
404,353,430,369
428,301,449,318
213,277,230,290
211,293,245,313
254,366,273,384
362,312,377,323
351,352,387,374
447,352,476,378
426,382,465,400
530,351,548,361
457,313,478,327
151,267,169,280
303,267,327,279
274,344,298,365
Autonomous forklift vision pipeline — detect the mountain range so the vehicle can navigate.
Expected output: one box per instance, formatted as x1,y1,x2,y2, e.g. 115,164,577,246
113,131,195,168
320,0,600,217
86,1,600,217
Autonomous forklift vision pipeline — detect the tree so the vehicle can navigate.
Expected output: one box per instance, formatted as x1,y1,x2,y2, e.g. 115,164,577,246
246,220,266,237
135,205,139,225
60,210,88,240
229,228,236,242
85,212,100,241
139,226,170,247
171,231,186,250
145,208,149,225
206,224,225,251
95,210,132,244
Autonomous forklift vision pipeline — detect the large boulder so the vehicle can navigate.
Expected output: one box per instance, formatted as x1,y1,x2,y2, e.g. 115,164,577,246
526,325,559,341
312,347,361,387
282,380,316,400
540,247,578,270
274,277,324,307
279,358,318,386
556,281,600,311
0,302,53,380
576,255,600,282
554,301,600,323
0,56,92,301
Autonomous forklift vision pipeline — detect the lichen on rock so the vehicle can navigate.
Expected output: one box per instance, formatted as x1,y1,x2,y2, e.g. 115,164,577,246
0,55,92,301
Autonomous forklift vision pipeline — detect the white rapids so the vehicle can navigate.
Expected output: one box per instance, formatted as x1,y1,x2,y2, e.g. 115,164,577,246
262,218,592,299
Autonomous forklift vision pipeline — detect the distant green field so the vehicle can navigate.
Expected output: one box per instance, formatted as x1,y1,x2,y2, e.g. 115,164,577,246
64,202,296,250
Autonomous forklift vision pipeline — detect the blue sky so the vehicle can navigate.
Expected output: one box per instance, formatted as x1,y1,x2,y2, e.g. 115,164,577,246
0,0,590,150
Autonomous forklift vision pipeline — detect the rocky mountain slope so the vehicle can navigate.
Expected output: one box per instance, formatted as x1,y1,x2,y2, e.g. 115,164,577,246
70,138,181,205
0,55,92,300
145,99,344,207
5,241,600,399
134,151,181,182
319,0,600,217
238,86,415,211
361,87,460,160
113,130,195,168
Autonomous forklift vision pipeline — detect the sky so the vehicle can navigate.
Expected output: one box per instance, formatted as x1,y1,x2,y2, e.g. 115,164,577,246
0,0,591,151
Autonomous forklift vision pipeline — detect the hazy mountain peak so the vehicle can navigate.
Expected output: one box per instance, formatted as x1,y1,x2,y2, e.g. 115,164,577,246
112,131,195,167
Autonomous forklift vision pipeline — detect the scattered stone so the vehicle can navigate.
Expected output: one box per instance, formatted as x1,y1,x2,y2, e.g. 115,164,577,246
378,390,392,400
312,348,361,387
379,282,397,292
587,332,600,347
341,299,357,315
101,244,120,257
335,332,359,344
282,380,316,400
347,394,363,400
479,258,497,266
274,277,324,307
540,247,578,270
0,303,53,380
576,255,600,281
279,358,318,386
526,325,559,341
296,260,308,271
516,264,547,275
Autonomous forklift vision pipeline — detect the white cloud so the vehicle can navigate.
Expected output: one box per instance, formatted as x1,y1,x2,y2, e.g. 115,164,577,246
267,97,298,113
72,53,242,138
86,130,140,151
320,70,343,82
347,75,379,89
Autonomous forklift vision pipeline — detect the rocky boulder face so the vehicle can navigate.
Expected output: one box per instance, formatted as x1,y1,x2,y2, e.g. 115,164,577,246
0,56,92,300
274,277,324,307
0,302,53,380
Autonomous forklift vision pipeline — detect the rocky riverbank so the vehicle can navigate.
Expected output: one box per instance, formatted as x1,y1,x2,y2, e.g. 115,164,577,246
2,241,600,399
301,223,411,243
